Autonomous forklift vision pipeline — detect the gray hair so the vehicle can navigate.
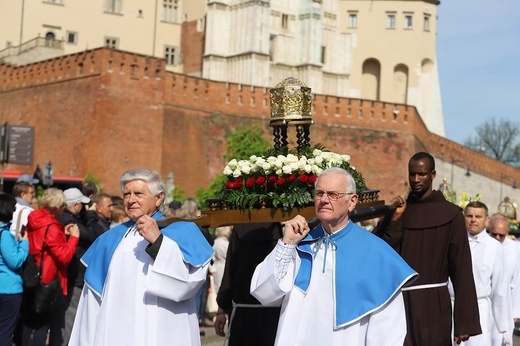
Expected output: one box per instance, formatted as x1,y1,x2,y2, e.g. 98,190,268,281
315,167,356,194
120,168,165,202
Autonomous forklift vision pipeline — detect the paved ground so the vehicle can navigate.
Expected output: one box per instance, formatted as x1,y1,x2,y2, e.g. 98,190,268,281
199,326,520,346
200,325,223,346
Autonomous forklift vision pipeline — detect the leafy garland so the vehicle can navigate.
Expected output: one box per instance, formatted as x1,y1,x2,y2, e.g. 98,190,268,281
218,145,367,210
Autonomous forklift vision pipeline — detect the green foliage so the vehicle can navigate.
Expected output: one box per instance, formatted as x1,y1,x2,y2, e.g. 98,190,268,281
196,125,270,208
195,174,228,210
225,124,270,160
83,172,100,185
171,184,186,202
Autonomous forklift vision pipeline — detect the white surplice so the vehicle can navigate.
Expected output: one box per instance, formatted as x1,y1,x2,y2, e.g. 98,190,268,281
250,239,407,346
450,231,510,346
69,229,209,346
492,236,520,345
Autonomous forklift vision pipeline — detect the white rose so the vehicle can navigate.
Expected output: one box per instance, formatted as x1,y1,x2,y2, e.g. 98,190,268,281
241,165,251,174
282,165,292,174
223,166,233,175
303,164,312,173
232,168,242,178
228,159,238,168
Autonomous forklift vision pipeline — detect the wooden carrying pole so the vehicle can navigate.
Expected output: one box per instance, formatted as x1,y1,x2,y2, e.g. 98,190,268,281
157,199,400,229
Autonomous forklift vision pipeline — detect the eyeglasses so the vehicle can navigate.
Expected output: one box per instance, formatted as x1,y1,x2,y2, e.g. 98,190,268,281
489,232,506,239
313,190,353,201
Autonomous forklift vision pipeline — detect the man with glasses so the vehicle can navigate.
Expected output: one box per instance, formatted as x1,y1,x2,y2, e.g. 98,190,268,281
250,167,418,345
453,202,510,345
489,212,520,344
376,152,481,345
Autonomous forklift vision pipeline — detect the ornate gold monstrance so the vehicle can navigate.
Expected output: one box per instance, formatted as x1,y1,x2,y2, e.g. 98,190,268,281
160,77,392,229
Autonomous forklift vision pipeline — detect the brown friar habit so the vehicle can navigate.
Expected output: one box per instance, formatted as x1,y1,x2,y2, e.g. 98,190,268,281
216,223,283,346
376,190,482,345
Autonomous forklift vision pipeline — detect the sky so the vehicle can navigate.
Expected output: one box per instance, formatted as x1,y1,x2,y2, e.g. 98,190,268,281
436,0,520,145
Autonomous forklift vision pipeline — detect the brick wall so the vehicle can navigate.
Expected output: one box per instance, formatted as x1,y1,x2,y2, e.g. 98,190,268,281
0,48,518,207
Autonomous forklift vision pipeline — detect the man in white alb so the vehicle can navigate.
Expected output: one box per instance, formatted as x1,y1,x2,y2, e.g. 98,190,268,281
250,167,418,345
449,202,511,345
489,212,520,346
69,169,214,346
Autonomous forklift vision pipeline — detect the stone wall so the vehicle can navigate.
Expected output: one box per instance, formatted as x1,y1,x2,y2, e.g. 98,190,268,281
0,48,518,213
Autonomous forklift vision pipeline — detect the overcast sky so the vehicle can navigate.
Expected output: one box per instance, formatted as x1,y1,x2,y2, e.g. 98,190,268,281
436,0,520,144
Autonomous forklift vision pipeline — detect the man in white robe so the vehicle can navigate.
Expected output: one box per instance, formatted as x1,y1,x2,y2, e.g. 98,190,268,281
489,213,520,346
69,169,214,346
449,202,511,346
250,168,418,345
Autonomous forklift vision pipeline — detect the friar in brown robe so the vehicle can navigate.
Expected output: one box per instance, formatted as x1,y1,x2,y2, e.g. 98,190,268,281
214,223,282,346
376,152,482,345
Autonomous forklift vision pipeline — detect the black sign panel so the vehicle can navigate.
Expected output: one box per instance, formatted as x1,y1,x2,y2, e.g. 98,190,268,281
6,125,34,165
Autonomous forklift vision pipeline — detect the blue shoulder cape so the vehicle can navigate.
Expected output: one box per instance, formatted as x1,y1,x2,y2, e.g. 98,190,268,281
295,222,418,329
82,212,214,298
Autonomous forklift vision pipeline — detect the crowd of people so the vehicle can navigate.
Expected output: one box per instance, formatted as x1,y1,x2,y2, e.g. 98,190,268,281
1,155,519,346
0,171,215,346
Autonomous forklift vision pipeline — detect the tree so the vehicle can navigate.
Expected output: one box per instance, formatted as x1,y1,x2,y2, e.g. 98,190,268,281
464,117,520,167
195,124,271,208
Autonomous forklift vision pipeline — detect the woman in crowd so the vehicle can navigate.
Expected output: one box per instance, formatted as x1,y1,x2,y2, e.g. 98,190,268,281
0,193,29,346
21,188,79,346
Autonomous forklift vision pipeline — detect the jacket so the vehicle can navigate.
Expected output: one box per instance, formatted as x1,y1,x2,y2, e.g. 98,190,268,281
0,222,29,294
26,208,79,295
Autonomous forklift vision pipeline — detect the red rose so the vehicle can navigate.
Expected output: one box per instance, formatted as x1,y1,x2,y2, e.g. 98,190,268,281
225,180,234,189
276,177,286,185
233,178,243,189
308,174,317,184
256,176,267,186
298,174,309,183
246,177,255,188
268,175,278,185
287,174,296,182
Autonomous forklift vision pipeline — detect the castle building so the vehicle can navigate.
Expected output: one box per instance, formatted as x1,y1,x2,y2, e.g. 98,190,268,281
1,0,443,135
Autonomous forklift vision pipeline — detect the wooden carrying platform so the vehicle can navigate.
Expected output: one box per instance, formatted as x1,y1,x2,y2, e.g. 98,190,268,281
157,199,392,229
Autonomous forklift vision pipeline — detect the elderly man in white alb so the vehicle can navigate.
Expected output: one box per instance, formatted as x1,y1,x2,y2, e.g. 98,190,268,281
250,167,418,345
488,213,520,346
449,202,510,345
69,169,214,346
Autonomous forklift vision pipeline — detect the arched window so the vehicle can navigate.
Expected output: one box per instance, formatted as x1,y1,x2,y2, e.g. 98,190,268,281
362,59,381,101
393,64,409,104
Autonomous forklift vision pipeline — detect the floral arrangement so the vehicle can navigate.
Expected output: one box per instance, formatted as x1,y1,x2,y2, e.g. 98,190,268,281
456,192,483,210
219,147,367,210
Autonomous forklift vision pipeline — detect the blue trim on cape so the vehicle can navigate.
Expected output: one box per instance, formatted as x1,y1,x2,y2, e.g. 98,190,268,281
82,212,214,298
294,222,418,328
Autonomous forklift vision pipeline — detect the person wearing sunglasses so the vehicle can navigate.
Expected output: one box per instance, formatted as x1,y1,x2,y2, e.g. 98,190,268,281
250,167,418,345
488,212,520,345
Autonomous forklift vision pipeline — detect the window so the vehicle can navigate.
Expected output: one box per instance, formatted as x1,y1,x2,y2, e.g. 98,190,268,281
348,13,357,28
423,15,430,31
281,14,288,29
404,14,413,29
164,45,178,65
162,0,178,23
66,31,78,44
386,14,396,29
43,0,63,4
105,0,122,14
321,46,326,64
104,37,119,49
